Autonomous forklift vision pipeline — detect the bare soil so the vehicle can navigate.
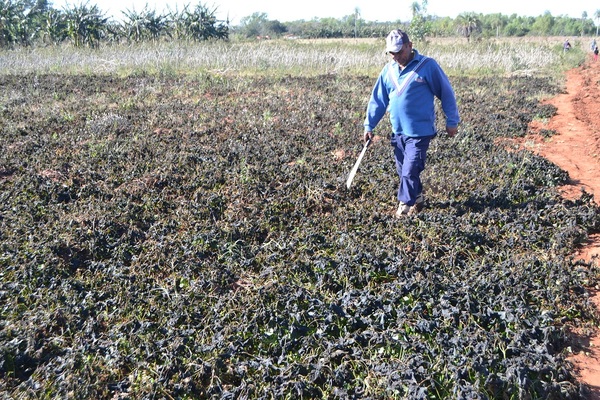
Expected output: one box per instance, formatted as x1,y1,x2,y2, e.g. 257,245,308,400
525,56,600,397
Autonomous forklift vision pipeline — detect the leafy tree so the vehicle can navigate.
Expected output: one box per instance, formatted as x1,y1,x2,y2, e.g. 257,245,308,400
339,14,357,37
263,19,286,37
595,9,600,36
239,12,268,38
530,11,554,36
238,12,288,38
429,16,454,37
504,15,532,37
409,0,429,41
551,14,594,36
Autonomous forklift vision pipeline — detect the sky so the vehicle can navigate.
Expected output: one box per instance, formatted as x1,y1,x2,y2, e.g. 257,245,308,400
52,0,600,24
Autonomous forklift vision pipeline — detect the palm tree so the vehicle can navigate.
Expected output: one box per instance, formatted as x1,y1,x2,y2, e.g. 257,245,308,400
456,12,480,42
410,1,421,16
594,9,600,36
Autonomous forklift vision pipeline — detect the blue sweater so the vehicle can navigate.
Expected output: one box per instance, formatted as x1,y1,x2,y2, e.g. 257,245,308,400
364,50,460,137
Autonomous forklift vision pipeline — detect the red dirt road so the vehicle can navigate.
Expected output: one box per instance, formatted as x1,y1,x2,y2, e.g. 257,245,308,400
526,56,600,397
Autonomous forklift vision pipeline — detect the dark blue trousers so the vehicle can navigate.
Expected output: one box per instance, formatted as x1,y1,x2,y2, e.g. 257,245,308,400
391,134,434,206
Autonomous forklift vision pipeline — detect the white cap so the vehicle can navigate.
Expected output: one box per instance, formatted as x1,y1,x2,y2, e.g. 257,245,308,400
386,29,410,53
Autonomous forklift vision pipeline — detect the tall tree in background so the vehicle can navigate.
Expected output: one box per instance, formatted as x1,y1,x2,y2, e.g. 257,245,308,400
354,7,360,39
487,13,505,37
457,12,481,42
409,0,429,41
238,12,285,38
581,11,588,36
239,12,268,38
595,9,600,36
531,11,553,36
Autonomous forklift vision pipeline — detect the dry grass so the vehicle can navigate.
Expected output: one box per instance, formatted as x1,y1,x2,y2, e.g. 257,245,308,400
0,36,587,78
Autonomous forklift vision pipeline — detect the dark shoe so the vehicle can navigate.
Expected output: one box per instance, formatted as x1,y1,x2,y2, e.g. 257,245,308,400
410,193,425,213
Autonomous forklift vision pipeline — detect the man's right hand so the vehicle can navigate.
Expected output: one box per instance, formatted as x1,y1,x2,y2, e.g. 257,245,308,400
446,126,458,137
364,131,373,143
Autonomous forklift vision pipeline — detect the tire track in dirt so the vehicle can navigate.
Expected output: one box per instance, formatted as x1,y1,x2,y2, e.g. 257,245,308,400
525,56,600,398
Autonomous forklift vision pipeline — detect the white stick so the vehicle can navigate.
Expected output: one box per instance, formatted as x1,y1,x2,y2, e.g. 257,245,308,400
346,139,370,189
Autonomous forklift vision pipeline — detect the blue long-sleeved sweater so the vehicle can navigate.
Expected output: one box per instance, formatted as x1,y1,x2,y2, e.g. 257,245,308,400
364,49,460,137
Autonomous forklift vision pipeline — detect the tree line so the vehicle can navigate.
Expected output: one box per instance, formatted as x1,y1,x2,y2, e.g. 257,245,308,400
1,0,599,49
242,3,600,41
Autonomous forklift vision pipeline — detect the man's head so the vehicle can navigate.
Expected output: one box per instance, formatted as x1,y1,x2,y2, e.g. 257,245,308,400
386,29,410,53
386,29,413,66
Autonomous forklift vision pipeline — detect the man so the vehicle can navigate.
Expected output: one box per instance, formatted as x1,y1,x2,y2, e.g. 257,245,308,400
363,29,459,217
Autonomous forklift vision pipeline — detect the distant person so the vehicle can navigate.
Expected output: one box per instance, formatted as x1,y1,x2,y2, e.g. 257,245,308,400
591,38,597,52
362,29,460,217
563,38,571,52
594,45,599,61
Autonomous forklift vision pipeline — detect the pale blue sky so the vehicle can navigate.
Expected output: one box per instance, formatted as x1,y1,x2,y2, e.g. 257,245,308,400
52,0,600,24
